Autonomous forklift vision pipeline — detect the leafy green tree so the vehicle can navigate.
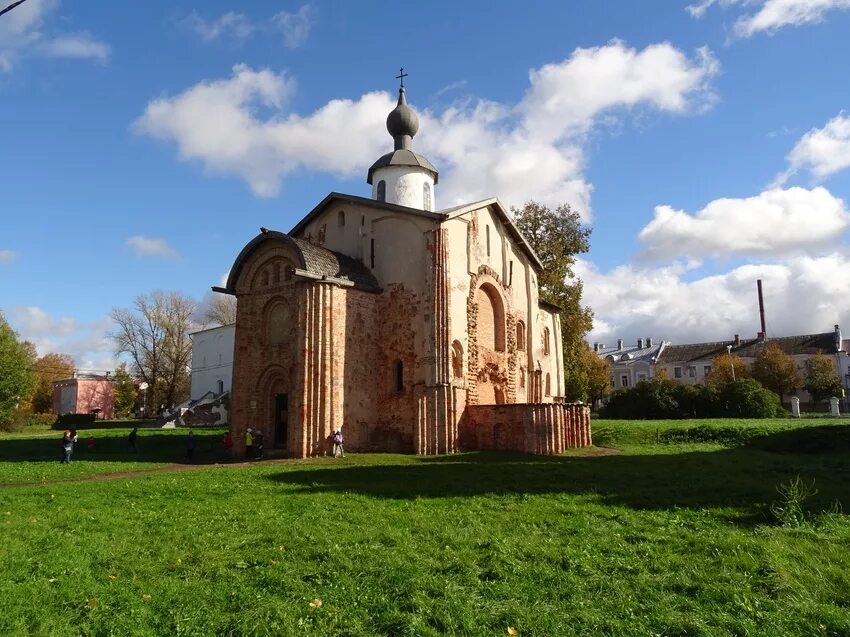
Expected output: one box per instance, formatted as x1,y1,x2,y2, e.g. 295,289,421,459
0,313,37,427
113,363,138,418
28,352,75,413
512,201,592,400
706,352,749,385
751,342,800,398
803,354,842,403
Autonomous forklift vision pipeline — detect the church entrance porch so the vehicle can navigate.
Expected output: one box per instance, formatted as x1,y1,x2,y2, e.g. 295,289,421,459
274,393,288,449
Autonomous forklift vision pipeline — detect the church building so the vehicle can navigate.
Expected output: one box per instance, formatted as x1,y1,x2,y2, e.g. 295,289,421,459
216,79,591,457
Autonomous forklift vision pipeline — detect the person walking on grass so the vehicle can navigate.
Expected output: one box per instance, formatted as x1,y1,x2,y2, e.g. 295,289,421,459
332,429,345,458
185,430,196,460
245,428,254,458
60,429,77,464
128,427,138,452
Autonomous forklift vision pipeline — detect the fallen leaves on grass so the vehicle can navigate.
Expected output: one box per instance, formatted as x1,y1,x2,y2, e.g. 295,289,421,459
143,594,151,601
309,598,322,608
507,628,518,635
108,575,118,582
85,597,97,609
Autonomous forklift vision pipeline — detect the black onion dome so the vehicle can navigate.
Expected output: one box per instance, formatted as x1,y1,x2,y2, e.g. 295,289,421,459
386,88,418,148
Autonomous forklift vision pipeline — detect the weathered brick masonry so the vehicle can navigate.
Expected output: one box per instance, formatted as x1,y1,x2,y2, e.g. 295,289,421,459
219,86,591,458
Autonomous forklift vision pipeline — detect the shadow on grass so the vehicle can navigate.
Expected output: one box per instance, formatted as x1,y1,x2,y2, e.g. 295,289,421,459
265,426,850,521
0,429,229,465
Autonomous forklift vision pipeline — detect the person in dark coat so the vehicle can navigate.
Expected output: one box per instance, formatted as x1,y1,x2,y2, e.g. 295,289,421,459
185,431,196,460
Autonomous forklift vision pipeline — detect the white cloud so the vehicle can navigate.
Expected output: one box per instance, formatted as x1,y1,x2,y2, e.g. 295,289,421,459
134,41,718,217
40,32,110,61
272,4,313,49
127,235,179,259
579,252,850,345
639,187,850,260
6,307,117,371
0,0,109,72
6,306,78,338
184,11,254,42
774,113,850,185
687,0,850,37
0,250,16,263
134,64,386,197
183,6,313,48
518,42,718,141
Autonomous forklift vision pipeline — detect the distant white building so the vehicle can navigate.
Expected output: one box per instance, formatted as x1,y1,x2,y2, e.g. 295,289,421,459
594,338,665,391
190,324,235,401
596,325,848,408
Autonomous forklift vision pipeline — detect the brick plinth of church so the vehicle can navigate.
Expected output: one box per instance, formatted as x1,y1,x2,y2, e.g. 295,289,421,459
459,403,592,455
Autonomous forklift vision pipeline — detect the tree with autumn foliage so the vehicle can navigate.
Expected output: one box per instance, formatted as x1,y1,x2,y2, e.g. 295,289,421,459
751,343,800,398
113,362,138,418
706,352,749,385
512,201,593,400
581,345,612,405
27,352,76,413
804,354,842,403
110,291,196,412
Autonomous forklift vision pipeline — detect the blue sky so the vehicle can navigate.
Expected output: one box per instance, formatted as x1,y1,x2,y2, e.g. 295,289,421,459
3,0,850,370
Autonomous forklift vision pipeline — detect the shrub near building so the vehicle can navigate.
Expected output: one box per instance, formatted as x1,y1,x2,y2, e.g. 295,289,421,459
600,377,783,419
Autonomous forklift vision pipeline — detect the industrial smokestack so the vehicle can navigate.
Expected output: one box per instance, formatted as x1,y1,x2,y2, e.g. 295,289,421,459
757,279,767,341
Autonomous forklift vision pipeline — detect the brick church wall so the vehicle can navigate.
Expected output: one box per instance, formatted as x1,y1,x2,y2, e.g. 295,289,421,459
459,403,592,455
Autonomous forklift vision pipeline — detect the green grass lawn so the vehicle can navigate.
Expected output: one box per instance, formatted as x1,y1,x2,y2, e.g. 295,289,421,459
0,420,849,636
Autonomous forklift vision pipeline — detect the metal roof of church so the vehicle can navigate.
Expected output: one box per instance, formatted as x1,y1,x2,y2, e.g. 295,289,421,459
220,230,381,294
367,149,439,184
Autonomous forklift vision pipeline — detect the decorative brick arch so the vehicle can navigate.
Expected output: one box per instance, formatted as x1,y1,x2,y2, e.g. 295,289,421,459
253,364,290,445
466,266,518,405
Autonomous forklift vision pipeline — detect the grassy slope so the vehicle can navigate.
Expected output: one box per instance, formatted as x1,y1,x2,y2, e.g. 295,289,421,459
0,421,848,636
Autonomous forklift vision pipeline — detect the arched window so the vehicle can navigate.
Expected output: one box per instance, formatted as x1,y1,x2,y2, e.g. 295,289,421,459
337,210,345,227
451,340,464,378
393,360,404,393
516,321,526,351
423,183,431,210
261,269,269,286
543,327,551,355
475,284,505,352
377,180,386,202
545,373,551,396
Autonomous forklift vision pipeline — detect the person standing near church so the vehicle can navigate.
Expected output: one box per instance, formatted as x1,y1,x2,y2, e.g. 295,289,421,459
245,428,254,458
332,429,345,458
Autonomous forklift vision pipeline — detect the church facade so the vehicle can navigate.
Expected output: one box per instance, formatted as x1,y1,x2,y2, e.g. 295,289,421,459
217,83,591,457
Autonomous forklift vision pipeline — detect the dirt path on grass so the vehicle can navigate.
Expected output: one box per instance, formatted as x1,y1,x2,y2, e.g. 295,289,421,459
0,447,621,489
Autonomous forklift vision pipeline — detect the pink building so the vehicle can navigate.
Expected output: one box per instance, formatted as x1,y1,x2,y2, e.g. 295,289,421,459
53,374,115,419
